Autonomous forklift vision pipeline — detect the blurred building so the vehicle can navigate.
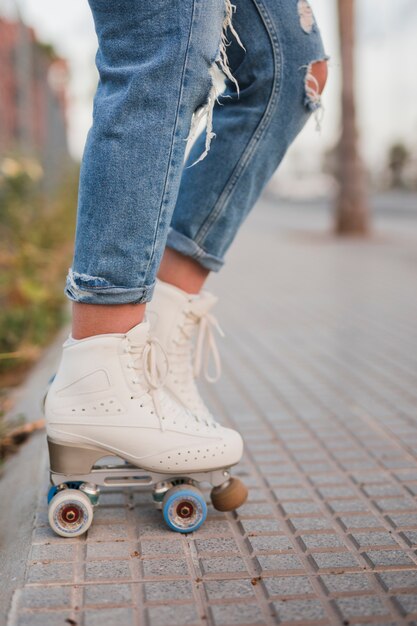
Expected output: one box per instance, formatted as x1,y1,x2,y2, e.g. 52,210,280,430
0,17,70,188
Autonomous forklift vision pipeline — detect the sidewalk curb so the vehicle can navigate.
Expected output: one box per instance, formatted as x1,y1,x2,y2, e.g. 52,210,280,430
0,433,46,626
0,328,68,626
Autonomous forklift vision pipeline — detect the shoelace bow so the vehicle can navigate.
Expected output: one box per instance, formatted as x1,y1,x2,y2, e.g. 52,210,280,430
127,336,169,431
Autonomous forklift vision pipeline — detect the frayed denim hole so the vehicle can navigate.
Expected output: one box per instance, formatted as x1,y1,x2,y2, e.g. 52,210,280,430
185,0,245,168
300,58,329,131
297,0,316,34
68,269,115,291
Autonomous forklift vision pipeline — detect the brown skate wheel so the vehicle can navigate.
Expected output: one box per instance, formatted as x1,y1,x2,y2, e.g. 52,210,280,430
211,477,248,512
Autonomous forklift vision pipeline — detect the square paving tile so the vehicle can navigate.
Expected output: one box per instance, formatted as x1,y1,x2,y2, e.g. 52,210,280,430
248,535,293,553
319,573,372,594
146,603,200,626
84,583,132,606
363,549,415,569
85,559,132,581
349,531,398,548
334,595,389,619
210,602,266,625
309,551,361,572
393,593,417,616
84,608,134,626
200,557,249,575
264,576,314,598
204,579,256,600
143,557,190,578
256,554,304,574
144,580,194,602
18,586,71,610
273,598,327,622
377,571,417,592
298,534,345,551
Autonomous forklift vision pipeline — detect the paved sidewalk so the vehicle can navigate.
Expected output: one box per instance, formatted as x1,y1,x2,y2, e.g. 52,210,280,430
4,198,417,626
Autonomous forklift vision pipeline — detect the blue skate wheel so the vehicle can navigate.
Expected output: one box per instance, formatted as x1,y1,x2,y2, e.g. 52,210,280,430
162,485,207,533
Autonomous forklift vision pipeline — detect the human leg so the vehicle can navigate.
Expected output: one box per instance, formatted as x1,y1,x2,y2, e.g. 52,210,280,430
45,0,247,480
156,56,327,299
167,0,328,270
150,0,328,421
158,247,209,295
72,303,145,339
66,0,229,309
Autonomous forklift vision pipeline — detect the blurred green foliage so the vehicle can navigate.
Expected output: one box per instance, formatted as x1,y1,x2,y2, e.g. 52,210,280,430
0,155,78,378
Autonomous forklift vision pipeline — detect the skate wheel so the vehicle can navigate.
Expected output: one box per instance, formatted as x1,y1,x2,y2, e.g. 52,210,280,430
211,477,248,512
48,489,94,537
162,485,207,533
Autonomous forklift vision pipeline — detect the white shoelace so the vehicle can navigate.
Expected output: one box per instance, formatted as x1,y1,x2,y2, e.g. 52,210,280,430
162,309,224,427
193,312,225,383
126,336,169,431
172,310,224,384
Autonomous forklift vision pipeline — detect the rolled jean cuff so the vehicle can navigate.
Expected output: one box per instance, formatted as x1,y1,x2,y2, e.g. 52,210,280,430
65,268,155,305
166,228,224,272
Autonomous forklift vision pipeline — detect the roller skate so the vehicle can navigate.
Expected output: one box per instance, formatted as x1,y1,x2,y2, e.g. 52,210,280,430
147,279,224,425
45,320,247,537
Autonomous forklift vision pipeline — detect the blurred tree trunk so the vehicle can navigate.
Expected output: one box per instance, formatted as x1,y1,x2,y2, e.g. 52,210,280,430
335,0,370,235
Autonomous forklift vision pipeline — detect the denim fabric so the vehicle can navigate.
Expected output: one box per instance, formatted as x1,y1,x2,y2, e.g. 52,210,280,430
66,0,327,303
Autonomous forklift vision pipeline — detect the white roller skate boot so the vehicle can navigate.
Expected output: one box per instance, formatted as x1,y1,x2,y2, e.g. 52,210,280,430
45,320,242,474
45,320,247,537
147,280,224,425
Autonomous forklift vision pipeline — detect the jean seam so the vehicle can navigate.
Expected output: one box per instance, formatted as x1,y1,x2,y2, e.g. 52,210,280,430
194,0,283,247
141,0,198,284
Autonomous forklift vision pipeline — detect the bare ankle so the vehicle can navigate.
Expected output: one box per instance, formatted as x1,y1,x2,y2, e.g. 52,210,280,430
158,247,209,295
72,302,146,339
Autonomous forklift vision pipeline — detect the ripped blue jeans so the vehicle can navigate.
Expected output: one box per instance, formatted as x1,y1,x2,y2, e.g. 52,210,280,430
66,0,327,304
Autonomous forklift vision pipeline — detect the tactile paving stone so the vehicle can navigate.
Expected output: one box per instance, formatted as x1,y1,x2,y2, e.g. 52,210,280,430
8,200,417,625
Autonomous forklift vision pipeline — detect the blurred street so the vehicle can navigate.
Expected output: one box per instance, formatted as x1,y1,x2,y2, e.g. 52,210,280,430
3,195,417,626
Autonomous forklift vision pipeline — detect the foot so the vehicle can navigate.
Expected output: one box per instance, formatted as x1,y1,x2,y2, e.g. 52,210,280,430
45,321,243,473
147,280,224,424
